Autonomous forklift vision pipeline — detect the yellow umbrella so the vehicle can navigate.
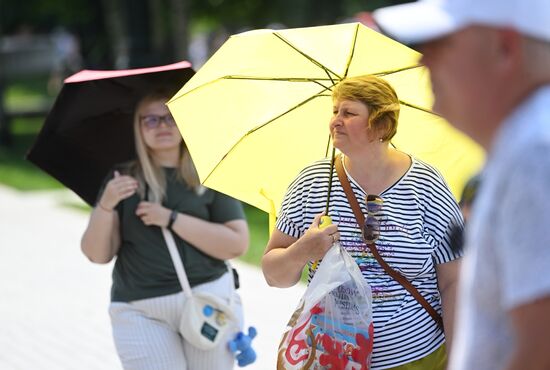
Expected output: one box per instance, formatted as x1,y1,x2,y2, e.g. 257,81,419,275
168,23,484,224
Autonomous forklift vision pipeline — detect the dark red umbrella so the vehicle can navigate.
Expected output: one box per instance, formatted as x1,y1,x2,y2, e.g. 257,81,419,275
26,61,195,206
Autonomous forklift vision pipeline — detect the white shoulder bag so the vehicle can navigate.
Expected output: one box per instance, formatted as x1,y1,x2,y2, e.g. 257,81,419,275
161,227,239,350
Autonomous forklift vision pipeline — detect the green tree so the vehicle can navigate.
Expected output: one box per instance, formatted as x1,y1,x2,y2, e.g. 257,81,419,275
1,0,413,68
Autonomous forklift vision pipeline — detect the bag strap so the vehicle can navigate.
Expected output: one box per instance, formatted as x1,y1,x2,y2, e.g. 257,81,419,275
161,227,194,298
334,154,443,329
160,227,235,305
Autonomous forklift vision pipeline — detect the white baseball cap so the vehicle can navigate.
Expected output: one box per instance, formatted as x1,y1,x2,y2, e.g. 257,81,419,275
373,0,550,45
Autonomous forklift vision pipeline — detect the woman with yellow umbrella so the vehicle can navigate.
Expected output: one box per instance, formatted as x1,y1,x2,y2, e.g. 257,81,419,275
262,75,462,369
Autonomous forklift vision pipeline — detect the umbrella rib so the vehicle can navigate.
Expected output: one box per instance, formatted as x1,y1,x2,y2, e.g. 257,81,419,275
399,99,440,116
202,90,330,184
170,76,336,101
374,64,423,77
246,90,331,135
375,64,437,115
343,24,360,78
273,32,342,85
223,76,331,82
221,76,336,91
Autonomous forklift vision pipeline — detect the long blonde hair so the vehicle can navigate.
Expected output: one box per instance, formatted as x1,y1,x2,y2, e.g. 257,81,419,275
130,89,202,203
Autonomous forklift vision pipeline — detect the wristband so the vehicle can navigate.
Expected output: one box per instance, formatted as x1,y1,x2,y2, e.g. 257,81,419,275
98,202,113,212
167,210,178,230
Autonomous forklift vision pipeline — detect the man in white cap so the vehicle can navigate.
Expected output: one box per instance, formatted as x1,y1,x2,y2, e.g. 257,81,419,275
374,1,550,369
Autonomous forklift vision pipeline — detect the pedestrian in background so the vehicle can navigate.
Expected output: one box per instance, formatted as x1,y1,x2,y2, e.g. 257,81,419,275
374,1,550,369
81,88,249,370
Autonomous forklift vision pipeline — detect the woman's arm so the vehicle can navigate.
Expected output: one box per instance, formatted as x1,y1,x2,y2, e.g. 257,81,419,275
135,201,249,260
81,171,137,264
261,230,305,288
261,213,338,288
171,215,249,260
436,258,460,355
81,207,121,263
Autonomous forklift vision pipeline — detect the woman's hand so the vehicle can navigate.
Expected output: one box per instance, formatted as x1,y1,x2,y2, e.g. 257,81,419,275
136,201,171,227
99,171,138,210
261,212,339,287
295,213,340,263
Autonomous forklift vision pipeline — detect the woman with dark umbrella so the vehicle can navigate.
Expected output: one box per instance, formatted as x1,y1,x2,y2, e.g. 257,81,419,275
81,88,249,370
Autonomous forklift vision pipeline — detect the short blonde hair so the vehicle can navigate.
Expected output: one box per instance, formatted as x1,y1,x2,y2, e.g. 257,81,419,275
332,75,400,141
131,89,202,203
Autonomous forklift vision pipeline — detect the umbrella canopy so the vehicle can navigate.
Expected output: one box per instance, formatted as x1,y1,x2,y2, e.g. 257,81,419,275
167,23,484,217
27,61,195,205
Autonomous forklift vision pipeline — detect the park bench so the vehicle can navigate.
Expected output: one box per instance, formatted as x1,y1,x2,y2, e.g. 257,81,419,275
0,34,58,146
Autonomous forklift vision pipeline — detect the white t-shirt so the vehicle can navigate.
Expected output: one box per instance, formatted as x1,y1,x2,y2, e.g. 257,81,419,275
450,86,550,370
277,155,462,369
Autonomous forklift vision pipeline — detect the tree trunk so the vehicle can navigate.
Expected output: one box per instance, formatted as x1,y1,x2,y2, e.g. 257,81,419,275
101,0,129,68
147,0,166,56
169,0,189,60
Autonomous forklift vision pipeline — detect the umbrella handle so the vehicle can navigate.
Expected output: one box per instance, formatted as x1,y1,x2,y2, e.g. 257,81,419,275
319,215,332,229
310,215,333,272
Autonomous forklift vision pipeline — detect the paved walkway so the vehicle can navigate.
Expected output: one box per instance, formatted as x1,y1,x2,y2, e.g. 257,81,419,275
0,185,305,370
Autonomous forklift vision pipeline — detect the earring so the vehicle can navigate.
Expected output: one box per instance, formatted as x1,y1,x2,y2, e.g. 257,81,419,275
379,138,383,143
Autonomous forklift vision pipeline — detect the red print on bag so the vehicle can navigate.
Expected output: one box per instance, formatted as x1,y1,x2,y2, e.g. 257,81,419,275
282,303,373,369
319,333,347,368
284,305,323,365
317,331,373,369
351,324,374,369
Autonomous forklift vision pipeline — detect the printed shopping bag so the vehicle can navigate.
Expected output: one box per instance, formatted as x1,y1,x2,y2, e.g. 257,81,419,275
277,243,374,370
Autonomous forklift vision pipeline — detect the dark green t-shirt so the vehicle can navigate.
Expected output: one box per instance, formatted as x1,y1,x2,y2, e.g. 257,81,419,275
103,167,245,302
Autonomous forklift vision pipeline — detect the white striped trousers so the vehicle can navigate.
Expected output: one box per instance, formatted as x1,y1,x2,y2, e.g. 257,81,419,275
109,272,243,370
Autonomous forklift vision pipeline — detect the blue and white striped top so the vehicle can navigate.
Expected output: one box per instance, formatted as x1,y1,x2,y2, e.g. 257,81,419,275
276,155,463,369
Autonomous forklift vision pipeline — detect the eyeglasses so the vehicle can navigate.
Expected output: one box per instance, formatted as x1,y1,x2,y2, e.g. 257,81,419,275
363,194,383,244
140,114,177,129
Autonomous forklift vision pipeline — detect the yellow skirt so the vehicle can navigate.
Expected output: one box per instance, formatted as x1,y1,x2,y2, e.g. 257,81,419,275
387,344,446,370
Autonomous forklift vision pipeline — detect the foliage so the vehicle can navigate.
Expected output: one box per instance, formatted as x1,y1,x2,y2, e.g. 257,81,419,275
1,0,412,68
190,0,411,30
241,203,269,266
1,0,96,33
0,118,63,190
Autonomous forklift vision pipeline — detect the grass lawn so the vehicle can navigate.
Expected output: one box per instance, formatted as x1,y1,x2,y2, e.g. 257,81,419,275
0,117,270,267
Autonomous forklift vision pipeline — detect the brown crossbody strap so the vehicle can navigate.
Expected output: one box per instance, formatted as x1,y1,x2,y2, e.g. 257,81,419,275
334,155,443,329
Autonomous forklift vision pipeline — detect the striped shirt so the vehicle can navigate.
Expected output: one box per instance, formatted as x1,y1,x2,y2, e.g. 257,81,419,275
276,155,463,369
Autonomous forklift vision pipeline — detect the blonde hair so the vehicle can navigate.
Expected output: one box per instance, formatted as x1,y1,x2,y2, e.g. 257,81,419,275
130,89,202,203
332,75,400,141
